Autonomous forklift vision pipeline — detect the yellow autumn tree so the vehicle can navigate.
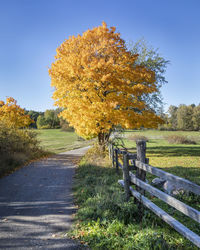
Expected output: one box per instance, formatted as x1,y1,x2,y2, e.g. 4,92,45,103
49,22,163,146
0,97,33,128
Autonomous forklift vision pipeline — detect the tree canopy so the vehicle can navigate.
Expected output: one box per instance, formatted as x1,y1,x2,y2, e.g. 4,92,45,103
0,97,33,128
49,22,163,144
36,109,60,129
129,39,169,113
160,104,200,131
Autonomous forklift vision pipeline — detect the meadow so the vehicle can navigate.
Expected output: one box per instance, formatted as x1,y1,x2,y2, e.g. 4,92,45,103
36,129,93,153
124,130,200,185
69,129,200,249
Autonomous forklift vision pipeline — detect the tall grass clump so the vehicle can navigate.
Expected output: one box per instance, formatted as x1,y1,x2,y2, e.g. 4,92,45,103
165,135,197,145
0,123,47,177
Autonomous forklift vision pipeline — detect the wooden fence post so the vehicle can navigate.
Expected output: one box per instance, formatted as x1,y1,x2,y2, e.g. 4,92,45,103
136,140,146,216
123,152,131,201
111,144,115,168
115,148,119,172
108,143,111,159
136,140,146,195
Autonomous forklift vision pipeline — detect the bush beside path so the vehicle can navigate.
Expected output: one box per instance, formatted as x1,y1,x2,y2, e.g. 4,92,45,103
0,146,90,250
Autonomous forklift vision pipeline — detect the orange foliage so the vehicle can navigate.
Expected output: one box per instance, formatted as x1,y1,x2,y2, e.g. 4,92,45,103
0,97,33,128
49,22,163,139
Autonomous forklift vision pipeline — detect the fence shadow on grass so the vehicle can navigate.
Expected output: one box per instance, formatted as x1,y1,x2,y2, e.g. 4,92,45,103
147,145,200,157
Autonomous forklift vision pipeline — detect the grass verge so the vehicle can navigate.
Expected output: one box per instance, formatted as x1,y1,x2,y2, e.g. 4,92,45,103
67,145,199,249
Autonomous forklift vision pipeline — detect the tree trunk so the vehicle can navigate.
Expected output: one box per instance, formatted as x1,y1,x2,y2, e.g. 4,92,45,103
98,132,110,152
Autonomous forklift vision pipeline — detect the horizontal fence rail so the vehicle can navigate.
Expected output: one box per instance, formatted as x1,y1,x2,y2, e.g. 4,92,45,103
118,180,200,248
135,161,200,196
109,140,200,248
129,172,200,223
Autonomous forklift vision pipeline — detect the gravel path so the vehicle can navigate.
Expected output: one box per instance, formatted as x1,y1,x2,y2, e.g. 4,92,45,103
0,146,90,249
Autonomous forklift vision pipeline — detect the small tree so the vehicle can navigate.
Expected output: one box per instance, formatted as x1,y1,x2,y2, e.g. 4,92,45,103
44,109,60,128
49,22,163,147
192,105,200,131
36,115,47,129
0,97,33,128
168,105,178,130
177,105,194,131
26,110,43,128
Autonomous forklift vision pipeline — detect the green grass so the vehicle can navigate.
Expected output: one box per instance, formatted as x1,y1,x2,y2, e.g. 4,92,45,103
125,130,200,140
67,130,200,249
68,159,198,249
36,129,93,153
123,130,200,185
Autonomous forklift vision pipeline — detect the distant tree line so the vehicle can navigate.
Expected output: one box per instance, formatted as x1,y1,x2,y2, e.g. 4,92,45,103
25,103,200,132
160,104,200,131
25,109,74,131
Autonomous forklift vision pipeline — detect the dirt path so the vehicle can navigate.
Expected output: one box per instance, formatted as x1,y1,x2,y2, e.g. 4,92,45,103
0,146,90,250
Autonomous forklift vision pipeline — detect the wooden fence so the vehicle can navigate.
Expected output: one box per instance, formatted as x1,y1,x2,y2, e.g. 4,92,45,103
108,140,200,248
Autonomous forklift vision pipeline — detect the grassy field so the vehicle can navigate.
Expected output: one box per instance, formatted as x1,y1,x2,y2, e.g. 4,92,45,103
68,130,200,249
124,130,200,185
36,129,94,153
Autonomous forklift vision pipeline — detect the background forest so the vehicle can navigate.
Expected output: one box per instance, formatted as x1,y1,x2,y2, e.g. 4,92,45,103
27,103,200,132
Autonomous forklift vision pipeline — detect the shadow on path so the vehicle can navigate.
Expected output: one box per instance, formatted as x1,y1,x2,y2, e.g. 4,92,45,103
0,147,90,249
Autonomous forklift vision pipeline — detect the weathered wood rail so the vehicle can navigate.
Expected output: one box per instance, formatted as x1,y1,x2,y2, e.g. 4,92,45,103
108,140,200,248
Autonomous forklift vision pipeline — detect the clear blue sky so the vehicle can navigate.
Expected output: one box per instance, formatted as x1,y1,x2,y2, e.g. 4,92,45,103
0,0,200,112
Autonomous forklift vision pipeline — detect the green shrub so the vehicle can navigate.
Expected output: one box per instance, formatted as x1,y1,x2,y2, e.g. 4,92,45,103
0,124,47,177
38,125,52,129
165,135,196,145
